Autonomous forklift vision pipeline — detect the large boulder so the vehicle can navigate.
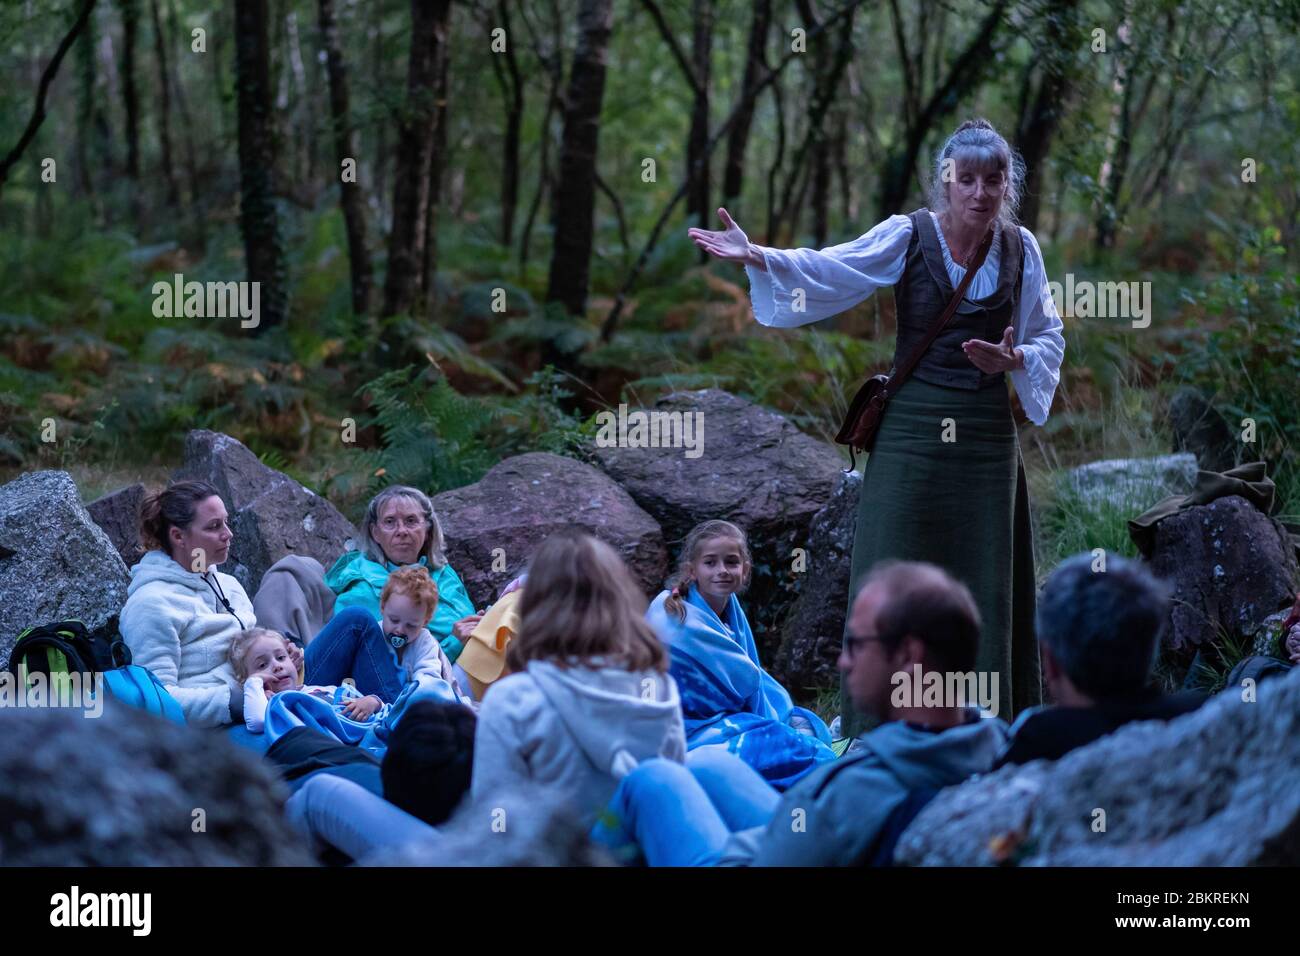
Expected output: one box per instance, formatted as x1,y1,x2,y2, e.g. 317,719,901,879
173,430,358,595
1066,453,1198,512
433,452,667,606
588,389,843,656
896,666,1300,866
1169,387,1239,473
0,470,129,664
1146,495,1297,657
773,470,861,691
0,704,314,865
86,482,147,570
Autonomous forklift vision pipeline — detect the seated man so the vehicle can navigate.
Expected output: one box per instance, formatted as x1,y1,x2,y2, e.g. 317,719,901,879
995,552,1205,769
714,560,1009,866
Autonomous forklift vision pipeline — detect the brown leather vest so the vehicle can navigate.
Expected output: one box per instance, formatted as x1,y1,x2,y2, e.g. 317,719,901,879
891,208,1024,390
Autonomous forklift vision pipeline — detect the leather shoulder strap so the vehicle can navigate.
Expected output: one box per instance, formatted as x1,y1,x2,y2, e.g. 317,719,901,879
884,223,994,397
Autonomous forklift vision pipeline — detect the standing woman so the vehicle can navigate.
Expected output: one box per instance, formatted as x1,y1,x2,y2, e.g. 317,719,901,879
688,118,1065,726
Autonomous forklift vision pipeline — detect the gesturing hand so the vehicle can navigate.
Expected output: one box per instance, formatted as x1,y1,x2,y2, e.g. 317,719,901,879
962,326,1024,374
688,207,753,265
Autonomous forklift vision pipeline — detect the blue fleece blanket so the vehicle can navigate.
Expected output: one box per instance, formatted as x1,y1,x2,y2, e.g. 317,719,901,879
263,674,463,760
646,585,835,789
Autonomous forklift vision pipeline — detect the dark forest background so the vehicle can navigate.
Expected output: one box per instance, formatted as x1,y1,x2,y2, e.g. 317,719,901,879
1,0,1298,602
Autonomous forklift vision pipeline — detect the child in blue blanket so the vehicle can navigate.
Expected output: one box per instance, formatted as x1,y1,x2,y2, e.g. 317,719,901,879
645,519,836,789
232,567,470,751
233,627,390,733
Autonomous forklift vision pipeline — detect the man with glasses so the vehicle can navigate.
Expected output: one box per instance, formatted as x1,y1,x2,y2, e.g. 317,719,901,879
713,560,1010,865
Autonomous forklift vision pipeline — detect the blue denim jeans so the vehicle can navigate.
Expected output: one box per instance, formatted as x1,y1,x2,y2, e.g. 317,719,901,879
305,607,407,703
285,773,437,861
591,748,780,866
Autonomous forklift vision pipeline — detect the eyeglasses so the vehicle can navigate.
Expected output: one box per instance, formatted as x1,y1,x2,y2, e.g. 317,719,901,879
378,516,427,532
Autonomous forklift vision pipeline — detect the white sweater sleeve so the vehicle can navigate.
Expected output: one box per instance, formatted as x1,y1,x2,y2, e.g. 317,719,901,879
743,214,912,328
1010,227,1066,426
243,677,269,732
120,590,234,727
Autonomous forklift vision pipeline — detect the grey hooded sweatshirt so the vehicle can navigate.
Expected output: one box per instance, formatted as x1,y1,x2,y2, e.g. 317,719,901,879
471,661,687,829
721,714,1010,866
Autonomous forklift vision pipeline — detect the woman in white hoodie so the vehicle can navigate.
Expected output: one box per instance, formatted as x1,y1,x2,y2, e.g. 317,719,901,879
471,530,687,833
119,480,285,729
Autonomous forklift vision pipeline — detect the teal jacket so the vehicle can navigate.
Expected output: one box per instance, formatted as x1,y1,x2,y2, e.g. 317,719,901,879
324,551,477,662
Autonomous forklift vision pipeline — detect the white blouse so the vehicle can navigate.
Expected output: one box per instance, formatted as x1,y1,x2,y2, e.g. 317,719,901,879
743,212,1066,425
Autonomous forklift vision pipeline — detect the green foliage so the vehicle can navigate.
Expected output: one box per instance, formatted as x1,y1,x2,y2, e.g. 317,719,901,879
1163,227,1300,504
1035,472,1147,584
1183,628,1253,697
356,365,499,495
354,362,593,497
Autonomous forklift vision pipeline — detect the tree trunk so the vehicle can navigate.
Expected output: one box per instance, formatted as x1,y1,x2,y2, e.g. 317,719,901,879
0,0,99,198
318,0,373,316
600,0,870,341
493,0,524,247
211,6,231,141
74,8,104,202
381,0,451,321
167,0,205,244
773,0,857,237
118,0,141,182
422,26,452,314
371,12,389,225
686,0,713,234
544,0,614,320
149,0,180,208
721,0,771,214
284,9,315,184
877,0,1008,217
517,0,564,271
1094,15,1133,252
234,0,288,329
1014,0,1081,231
811,138,831,247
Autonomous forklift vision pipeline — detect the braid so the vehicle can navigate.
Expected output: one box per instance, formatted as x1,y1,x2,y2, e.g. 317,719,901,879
663,570,696,623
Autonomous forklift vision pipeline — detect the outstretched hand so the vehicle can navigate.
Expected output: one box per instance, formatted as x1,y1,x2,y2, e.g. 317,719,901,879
688,207,753,265
962,326,1024,374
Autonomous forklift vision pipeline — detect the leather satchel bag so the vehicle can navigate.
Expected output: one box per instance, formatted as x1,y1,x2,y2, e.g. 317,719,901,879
834,225,995,470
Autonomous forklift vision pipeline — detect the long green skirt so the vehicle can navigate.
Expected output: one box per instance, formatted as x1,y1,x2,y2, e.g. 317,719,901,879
840,376,1041,735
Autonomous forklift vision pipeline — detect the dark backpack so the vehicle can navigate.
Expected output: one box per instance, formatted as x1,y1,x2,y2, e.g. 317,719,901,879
6,619,185,724
6,619,131,677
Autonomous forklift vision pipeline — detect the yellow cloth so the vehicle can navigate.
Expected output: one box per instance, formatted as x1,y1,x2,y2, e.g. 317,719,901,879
458,589,522,700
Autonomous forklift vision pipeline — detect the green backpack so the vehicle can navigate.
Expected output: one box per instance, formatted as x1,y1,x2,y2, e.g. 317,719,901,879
5,619,185,723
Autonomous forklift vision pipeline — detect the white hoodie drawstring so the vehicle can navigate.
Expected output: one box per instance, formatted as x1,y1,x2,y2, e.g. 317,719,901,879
204,571,247,630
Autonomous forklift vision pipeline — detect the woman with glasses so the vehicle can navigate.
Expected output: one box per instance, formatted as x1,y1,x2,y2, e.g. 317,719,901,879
307,487,479,700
